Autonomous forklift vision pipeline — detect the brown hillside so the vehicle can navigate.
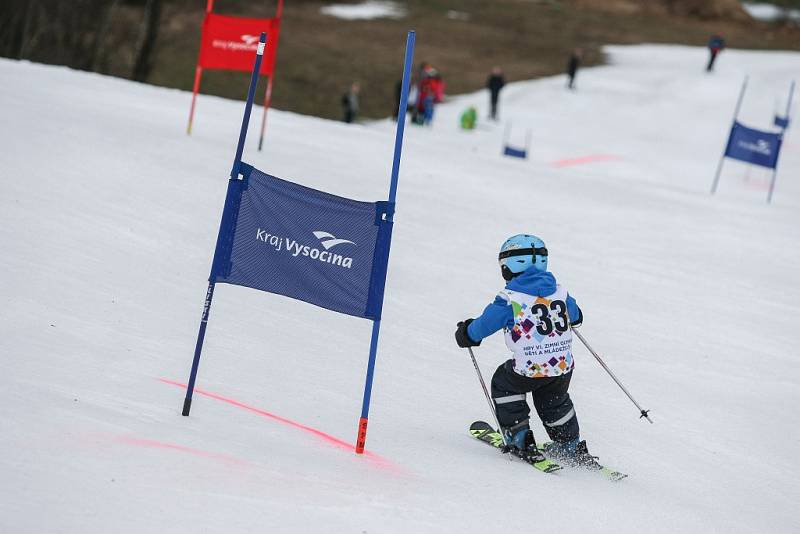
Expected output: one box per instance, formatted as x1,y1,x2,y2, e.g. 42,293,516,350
2,0,798,121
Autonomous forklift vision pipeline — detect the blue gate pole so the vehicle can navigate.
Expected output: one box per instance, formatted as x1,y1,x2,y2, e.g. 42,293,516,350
783,80,795,130
524,128,532,157
766,80,796,204
766,166,780,204
182,32,267,416
766,136,784,204
355,30,415,454
711,76,748,195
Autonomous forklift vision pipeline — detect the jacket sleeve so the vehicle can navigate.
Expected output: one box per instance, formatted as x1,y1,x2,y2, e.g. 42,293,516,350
466,295,514,342
566,294,583,327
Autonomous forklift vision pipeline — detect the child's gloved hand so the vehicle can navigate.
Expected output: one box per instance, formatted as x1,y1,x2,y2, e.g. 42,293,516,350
455,319,481,348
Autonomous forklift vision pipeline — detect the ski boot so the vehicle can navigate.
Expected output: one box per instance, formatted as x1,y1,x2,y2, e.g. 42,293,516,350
503,427,547,464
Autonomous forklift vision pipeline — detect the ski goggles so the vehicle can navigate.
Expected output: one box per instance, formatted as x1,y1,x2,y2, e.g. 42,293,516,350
498,247,548,262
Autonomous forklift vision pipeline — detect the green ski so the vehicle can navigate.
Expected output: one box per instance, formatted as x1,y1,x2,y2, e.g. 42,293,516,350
470,421,628,481
539,441,628,482
469,421,562,474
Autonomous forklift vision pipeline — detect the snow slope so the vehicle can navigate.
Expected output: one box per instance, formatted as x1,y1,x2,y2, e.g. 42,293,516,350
321,1,406,20
1,44,799,533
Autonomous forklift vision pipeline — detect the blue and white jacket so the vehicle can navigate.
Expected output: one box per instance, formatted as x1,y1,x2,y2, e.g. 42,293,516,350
467,268,582,378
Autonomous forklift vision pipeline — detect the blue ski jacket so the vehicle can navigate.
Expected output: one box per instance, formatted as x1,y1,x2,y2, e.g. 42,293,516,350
467,268,582,343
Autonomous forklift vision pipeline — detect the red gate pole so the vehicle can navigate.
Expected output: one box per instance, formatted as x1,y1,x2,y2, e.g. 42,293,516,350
187,0,216,135
187,66,204,135
257,0,283,151
257,76,273,151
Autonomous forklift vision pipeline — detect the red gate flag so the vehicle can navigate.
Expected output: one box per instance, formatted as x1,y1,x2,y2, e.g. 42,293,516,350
199,13,280,75
187,1,283,144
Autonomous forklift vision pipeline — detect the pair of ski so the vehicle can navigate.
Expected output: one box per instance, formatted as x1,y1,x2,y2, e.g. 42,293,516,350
469,421,627,482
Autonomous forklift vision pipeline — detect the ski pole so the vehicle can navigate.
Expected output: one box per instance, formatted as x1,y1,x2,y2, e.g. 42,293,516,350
572,329,653,424
466,347,509,445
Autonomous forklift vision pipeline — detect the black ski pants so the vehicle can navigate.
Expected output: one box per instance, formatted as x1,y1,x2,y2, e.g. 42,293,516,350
706,50,720,72
491,360,579,443
489,91,500,119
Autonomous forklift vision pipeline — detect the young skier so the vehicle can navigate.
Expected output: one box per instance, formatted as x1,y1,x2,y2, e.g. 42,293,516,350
455,234,598,467
706,35,725,72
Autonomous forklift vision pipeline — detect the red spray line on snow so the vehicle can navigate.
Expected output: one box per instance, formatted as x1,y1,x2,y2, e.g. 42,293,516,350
160,378,402,471
551,154,622,168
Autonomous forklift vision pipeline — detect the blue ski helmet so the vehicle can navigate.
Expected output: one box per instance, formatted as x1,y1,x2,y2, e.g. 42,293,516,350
498,234,548,280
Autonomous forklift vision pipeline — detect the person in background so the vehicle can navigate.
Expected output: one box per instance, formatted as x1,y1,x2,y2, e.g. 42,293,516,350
410,62,428,124
706,35,725,72
393,79,402,120
566,48,582,90
342,82,360,123
486,66,506,120
460,106,477,130
415,63,445,125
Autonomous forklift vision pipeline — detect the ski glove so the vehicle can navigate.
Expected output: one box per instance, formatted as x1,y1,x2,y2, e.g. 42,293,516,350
455,319,481,348
569,307,583,328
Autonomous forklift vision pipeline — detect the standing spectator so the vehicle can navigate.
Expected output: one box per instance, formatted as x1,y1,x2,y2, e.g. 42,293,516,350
342,82,360,123
392,79,402,120
706,35,725,72
486,66,506,120
414,64,445,125
410,62,429,125
566,48,582,90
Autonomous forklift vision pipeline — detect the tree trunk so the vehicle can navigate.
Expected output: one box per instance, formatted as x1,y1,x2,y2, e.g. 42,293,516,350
89,0,120,72
131,0,162,83
17,0,35,59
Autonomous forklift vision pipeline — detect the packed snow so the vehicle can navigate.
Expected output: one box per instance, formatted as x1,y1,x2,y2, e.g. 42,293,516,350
1,44,799,533
742,2,800,21
320,1,405,20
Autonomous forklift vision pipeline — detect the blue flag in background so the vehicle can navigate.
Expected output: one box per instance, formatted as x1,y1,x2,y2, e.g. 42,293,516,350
724,121,782,169
503,146,527,159
211,163,393,320
774,115,790,129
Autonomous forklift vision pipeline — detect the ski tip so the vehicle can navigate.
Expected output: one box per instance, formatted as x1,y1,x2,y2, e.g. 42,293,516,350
536,461,563,474
605,470,628,482
469,420,492,430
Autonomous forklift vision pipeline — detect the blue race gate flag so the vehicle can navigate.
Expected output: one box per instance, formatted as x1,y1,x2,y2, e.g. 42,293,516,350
712,77,786,203
211,164,392,320
724,121,782,169
503,145,527,159
501,124,531,160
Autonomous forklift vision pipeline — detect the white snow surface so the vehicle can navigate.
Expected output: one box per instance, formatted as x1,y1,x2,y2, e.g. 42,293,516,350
742,2,800,21
1,44,799,533
320,1,405,20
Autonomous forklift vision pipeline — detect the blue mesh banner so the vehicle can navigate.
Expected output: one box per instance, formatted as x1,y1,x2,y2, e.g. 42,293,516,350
774,115,790,129
724,121,782,169
211,163,393,320
504,146,527,159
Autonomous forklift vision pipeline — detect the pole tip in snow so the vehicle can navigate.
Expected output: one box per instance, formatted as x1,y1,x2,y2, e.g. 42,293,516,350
182,397,192,416
640,409,653,424
355,417,369,454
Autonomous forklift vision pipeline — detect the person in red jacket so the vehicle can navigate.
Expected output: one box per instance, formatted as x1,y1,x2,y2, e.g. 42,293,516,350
414,63,444,125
